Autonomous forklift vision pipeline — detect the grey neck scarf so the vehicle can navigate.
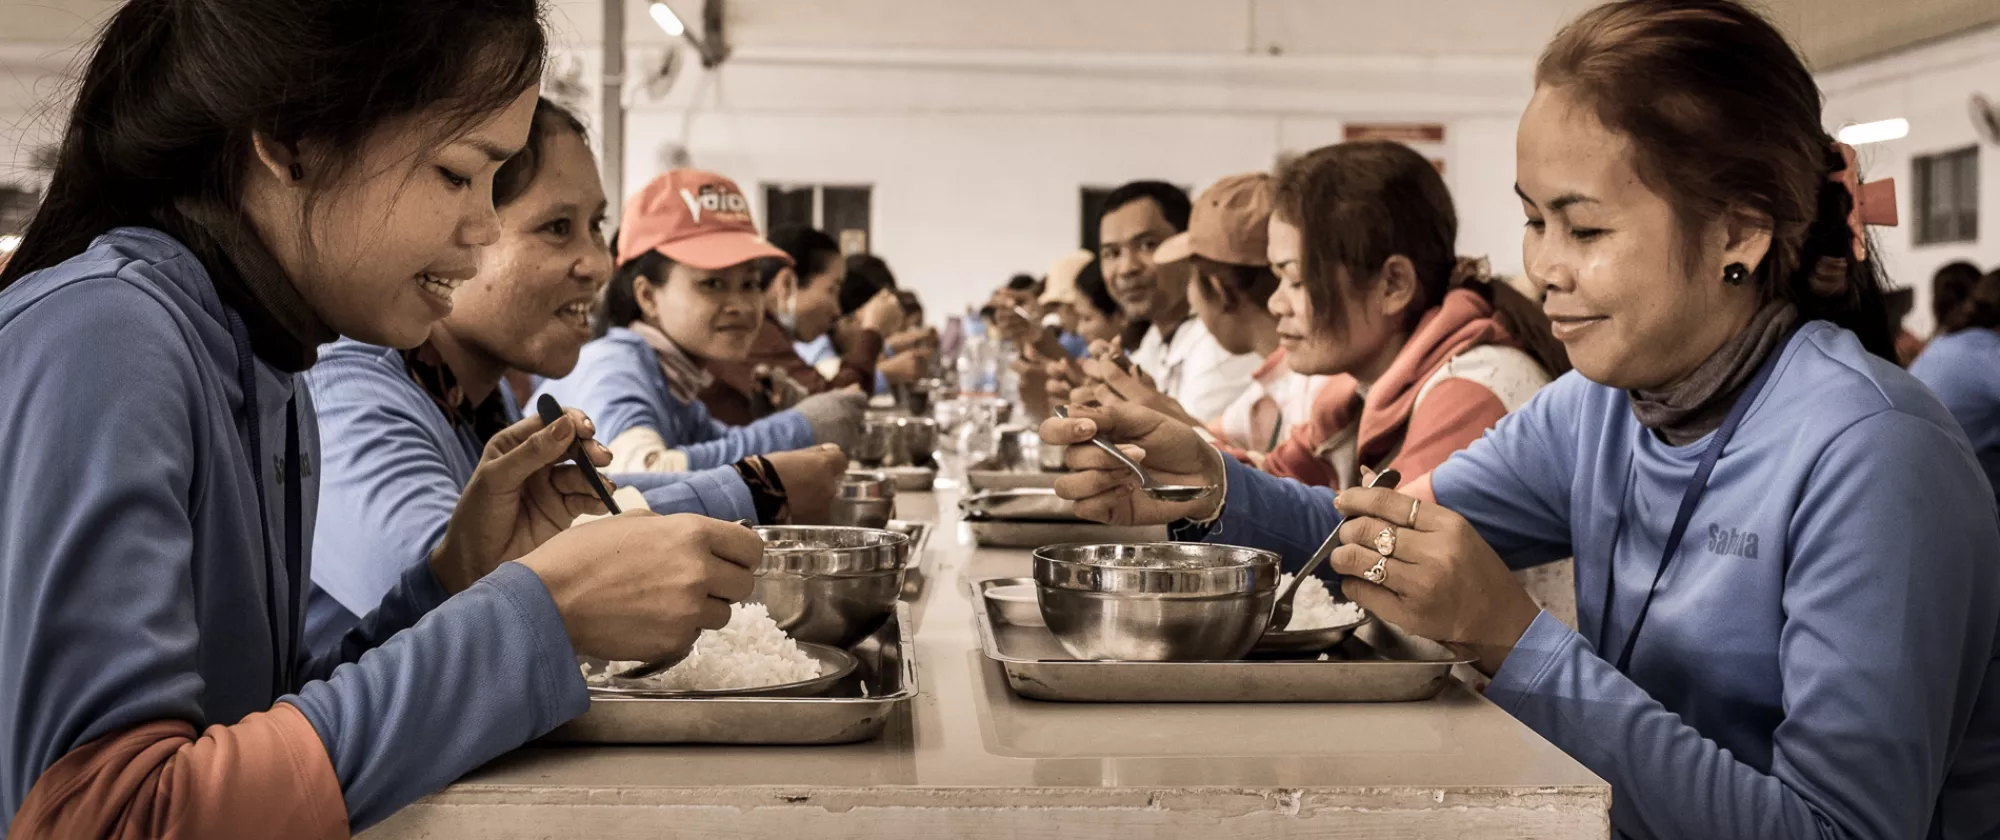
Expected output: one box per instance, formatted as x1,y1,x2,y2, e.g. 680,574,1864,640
1628,300,1797,446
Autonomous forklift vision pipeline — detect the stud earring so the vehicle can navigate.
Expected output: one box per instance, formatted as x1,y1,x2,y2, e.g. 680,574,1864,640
1723,262,1749,285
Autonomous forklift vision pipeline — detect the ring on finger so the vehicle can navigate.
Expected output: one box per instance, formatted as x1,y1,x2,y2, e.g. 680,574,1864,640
1374,526,1398,558
1407,498,1421,529
1363,557,1388,584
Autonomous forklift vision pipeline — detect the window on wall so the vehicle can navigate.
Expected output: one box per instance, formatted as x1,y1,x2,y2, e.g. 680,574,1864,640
1914,146,1978,245
762,184,874,255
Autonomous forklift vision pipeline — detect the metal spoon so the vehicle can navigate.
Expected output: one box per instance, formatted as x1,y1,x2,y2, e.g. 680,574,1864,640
612,519,759,680
536,395,620,515
1053,405,1215,503
1268,469,1402,632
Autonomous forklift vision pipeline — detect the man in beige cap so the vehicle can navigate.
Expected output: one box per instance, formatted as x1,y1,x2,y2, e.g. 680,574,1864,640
1084,173,1323,458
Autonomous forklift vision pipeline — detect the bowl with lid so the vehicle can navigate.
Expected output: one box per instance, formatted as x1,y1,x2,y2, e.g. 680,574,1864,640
1033,542,1280,661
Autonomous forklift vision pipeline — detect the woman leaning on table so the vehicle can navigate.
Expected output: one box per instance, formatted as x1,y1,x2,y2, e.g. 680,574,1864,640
1040,2,2000,838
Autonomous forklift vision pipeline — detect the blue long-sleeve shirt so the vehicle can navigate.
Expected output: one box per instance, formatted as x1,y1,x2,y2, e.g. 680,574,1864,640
303,338,755,652
535,327,814,469
0,228,590,831
1204,321,2000,839
1911,328,2000,499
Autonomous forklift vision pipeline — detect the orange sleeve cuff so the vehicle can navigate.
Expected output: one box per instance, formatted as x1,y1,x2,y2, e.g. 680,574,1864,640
10,703,347,840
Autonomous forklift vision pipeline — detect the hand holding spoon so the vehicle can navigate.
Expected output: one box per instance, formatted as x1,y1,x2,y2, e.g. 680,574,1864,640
612,518,760,680
1268,469,1402,631
1053,405,1214,503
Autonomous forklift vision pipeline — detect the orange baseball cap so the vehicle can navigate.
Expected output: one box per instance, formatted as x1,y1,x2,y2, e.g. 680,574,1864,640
615,169,791,270
1153,172,1273,267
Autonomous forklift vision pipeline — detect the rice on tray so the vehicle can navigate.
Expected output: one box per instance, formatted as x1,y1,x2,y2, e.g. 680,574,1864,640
586,602,822,691
1276,573,1367,629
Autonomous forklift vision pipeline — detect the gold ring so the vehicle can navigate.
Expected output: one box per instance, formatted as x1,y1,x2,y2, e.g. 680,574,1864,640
1364,557,1388,584
1374,526,1397,557
1407,498,1421,529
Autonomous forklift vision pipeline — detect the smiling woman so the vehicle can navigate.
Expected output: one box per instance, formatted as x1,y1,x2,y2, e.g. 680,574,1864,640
1036,2,2000,838
535,169,867,473
0,0,796,836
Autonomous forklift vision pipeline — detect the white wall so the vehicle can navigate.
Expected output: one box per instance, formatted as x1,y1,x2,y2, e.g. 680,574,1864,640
1821,24,2000,337
601,44,1536,318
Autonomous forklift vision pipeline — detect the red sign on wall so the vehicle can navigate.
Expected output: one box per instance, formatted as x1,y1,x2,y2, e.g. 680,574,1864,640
1343,123,1447,143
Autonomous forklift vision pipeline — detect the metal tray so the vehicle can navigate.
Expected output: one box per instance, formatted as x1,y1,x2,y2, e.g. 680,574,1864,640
968,519,1164,548
965,469,1059,492
970,579,1469,703
959,488,1080,521
545,602,917,744
886,520,933,599
879,465,936,492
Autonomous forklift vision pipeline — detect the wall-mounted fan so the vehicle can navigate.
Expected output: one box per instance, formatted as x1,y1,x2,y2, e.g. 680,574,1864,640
1972,93,2000,146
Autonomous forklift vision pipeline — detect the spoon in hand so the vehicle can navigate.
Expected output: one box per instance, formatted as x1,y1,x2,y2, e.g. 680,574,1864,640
1054,405,1214,503
613,518,760,680
1268,469,1402,632
536,395,620,516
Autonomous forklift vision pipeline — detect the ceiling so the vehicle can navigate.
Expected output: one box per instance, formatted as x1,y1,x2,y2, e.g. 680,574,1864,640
5,0,1998,71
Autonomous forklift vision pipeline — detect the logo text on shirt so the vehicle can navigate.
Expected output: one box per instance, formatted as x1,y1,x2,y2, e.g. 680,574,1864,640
1706,523,1760,559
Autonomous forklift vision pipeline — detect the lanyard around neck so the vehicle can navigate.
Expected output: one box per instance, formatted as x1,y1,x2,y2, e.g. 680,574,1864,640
1603,328,1796,673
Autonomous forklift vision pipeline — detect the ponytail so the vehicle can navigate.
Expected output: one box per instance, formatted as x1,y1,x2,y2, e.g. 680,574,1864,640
1939,270,2000,334
1447,256,1572,378
1777,144,1895,361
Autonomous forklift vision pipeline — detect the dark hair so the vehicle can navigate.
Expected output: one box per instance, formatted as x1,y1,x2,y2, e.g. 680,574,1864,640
492,97,587,209
896,290,923,317
1100,181,1192,233
763,226,842,291
1006,273,1040,294
1940,269,2000,334
1201,260,1282,310
1273,140,1457,337
597,250,671,337
1074,257,1119,319
1536,0,1895,360
841,253,896,315
2,0,546,289
1932,261,1983,332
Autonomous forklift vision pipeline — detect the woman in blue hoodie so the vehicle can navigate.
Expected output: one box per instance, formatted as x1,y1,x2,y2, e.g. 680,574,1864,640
304,99,849,652
0,2,763,837
1912,268,2000,497
535,170,866,473
1041,2,2000,838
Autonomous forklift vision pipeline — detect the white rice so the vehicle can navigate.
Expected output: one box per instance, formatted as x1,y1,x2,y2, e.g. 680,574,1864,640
588,603,822,691
1276,573,1367,629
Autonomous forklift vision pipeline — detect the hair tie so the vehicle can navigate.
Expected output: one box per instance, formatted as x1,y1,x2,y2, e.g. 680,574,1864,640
1828,142,1898,262
1448,255,1493,287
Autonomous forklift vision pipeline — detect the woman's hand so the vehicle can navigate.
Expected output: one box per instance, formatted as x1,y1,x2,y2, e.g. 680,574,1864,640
522,513,763,662
763,443,849,524
1038,401,1225,526
879,348,934,385
431,408,613,595
1326,486,1542,675
856,289,906,336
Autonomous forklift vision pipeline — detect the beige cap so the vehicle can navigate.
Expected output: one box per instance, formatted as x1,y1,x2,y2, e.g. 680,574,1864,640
1153,172,1273,267
1039,249,1095,306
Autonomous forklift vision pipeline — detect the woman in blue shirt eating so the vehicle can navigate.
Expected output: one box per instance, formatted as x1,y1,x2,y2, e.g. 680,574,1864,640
536,171,866,472
1041,2,2000,837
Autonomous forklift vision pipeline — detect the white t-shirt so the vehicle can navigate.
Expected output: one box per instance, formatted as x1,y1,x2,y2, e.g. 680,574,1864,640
1133,318,1262,422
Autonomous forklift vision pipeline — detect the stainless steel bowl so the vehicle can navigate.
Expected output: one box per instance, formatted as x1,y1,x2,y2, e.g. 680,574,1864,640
983,579,1045,627
830,470,896,528
752,525,911,647
853,415,899,466
1034,543,1280,661
895,416,939,467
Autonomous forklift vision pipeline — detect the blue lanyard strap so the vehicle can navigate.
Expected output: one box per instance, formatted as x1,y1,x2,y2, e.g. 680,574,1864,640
1608,328,1796,673
223,308,303,695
